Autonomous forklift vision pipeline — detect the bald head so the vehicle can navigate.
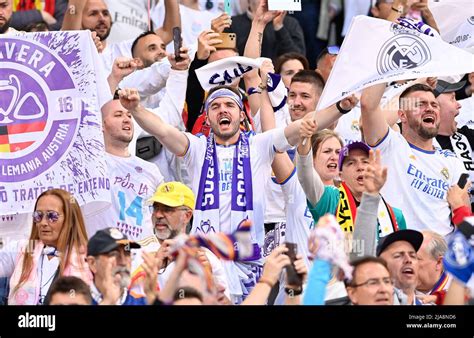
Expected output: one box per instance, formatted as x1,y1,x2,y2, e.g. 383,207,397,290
101,99,134,151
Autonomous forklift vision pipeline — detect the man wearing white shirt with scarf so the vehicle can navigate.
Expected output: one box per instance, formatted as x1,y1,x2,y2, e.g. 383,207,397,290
118,85,307,303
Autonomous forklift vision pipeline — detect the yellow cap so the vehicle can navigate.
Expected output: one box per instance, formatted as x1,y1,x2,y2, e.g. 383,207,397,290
148,181,196,210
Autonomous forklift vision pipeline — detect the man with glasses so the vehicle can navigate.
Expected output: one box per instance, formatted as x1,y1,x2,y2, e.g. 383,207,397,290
86,227,145,305
131,181,230,300
345,256,394,305
377,229,424,305
315,45,339,83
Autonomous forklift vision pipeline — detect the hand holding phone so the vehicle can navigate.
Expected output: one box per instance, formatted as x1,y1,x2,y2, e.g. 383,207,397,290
214,32,236,50
173,27,183,62
224,0,231,15
458,173,469,189
284,242,303,287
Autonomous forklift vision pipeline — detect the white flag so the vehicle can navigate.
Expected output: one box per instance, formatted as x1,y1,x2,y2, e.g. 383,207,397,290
317,16,474,110
429,0,474,49
0,31,111,216
195,56,268,91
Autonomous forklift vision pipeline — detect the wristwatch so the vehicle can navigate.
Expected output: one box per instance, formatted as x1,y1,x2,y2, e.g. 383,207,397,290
257,82,267,92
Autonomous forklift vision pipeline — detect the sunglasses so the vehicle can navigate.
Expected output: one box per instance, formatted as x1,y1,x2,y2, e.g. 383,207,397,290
327,45,340,55
33,210,62,223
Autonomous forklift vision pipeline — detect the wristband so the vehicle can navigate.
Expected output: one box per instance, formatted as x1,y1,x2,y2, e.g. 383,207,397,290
284,287,303,296
336,100,351,114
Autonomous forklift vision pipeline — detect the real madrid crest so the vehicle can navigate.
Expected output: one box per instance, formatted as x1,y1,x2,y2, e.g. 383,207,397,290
350,120,360,132
440,168,449,180
376,34,432,75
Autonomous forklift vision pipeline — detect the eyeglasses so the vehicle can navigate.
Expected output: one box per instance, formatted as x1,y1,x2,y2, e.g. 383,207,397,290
150,204,189,215
317,45,340,62
33,210,62,223
326,45,340,55
350,277,393,288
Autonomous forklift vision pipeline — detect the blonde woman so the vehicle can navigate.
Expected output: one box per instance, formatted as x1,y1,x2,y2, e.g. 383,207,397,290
1,189,92,305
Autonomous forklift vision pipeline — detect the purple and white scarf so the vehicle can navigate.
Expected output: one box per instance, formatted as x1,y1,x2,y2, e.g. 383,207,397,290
192,132,262,301
193,131,254,236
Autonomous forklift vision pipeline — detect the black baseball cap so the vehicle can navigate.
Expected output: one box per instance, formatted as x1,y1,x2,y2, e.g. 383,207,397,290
87,227,140,257
376,229,424,257
433,79,466,98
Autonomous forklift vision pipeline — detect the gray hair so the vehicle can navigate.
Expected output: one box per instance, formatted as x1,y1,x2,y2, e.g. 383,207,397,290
422,230,447,260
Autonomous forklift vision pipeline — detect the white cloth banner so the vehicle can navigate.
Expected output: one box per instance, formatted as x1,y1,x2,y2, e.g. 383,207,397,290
195,56,268,91
429,0,474,50
317,15,474,110
0,31,111,216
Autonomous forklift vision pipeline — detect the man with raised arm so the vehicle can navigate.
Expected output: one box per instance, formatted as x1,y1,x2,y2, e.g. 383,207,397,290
360,82,467,235
118,85,305,303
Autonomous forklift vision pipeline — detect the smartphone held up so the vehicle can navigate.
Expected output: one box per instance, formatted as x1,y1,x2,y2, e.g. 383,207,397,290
284,242,303,287
173,26,183,62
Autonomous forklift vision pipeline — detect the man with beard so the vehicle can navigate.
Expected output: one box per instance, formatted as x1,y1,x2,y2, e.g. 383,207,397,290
62,0,179,74
130,181,230,301
84,97,164,241
119,84,306,303
361,83,467,236
0,0,13,34
86,227,145,305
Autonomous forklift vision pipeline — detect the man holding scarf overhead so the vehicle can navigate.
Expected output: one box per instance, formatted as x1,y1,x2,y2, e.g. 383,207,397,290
118,85,307,303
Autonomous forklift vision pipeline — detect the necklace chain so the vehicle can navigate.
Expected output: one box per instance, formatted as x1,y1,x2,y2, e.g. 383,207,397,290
38,254,58,305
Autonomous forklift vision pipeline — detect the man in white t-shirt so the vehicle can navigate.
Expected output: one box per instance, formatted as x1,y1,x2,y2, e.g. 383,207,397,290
85,98,163,241
118,84,305,302
361,82,467,236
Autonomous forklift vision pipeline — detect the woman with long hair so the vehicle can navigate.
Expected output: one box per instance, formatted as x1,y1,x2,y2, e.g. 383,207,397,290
1,189,92,305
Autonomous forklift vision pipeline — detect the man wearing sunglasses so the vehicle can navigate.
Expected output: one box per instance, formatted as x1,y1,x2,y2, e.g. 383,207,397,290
130,181,230,302
315,45,339,83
